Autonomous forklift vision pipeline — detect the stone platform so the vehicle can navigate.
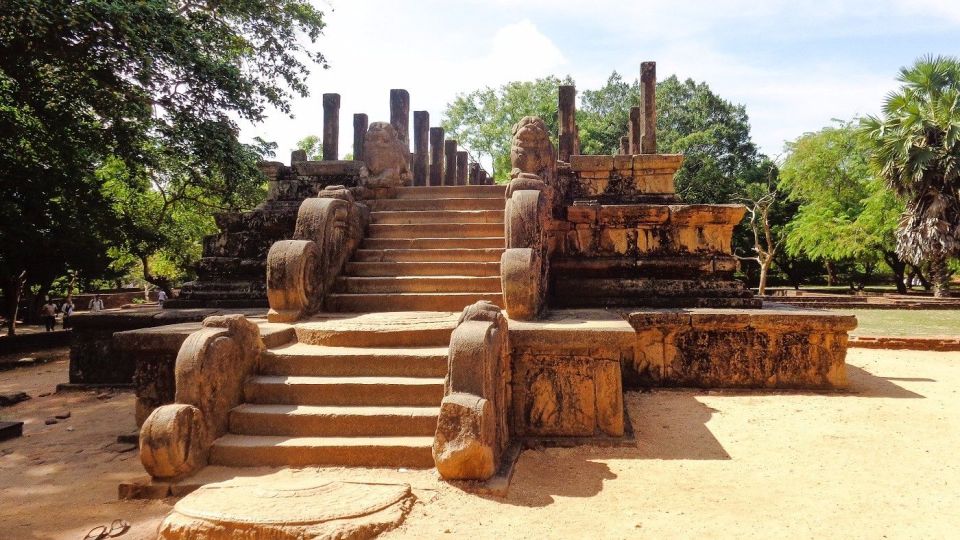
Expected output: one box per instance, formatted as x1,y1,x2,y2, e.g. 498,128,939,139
119,306,855,435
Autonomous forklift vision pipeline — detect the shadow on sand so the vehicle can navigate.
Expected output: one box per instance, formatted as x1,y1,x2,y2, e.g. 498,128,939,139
476,361,929,506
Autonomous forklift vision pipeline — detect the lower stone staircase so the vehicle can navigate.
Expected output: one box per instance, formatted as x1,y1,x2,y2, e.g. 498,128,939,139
208,185,507,469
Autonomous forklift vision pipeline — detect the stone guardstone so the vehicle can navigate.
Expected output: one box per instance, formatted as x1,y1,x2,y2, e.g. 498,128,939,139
157,478,414,539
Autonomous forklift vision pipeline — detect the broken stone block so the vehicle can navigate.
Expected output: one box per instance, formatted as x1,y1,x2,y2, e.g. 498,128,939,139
54,411,71,420
0,421,24,442
0,392,30,407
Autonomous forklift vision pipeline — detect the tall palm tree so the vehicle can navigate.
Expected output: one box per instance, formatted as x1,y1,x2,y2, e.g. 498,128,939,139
862,55,960,297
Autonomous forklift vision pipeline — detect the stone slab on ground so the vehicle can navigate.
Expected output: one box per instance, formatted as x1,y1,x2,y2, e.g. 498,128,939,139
0,420,24,441
155,471,414,540
0,391,30,407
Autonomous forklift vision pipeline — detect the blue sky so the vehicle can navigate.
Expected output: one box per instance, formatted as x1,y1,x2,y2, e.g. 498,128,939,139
241,0,960,164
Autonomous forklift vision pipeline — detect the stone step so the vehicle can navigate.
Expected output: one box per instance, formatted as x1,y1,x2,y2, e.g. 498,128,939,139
345,261,501,277
293,312,458,347
370,210,504,224
260,343,448,377
328,292,503,313
353,248,504,263
367,223,504,239
394,185,505,199
209,434,435,468
361,237,504,250
228,404,440,437
335,276,502,294
367,198,504,212
245,375,445,406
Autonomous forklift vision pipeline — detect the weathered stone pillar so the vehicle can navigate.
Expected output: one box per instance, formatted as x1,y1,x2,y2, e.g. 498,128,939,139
429,127,444,186
390,89,410,148
558,85,577,162
456,151,468,186
322,93,340,160
291,149,307,163
640,62,657,154
619,136,629,155
353,113,368,162
413,111,429,186
469,163,480,185
628,106,642,155
444,139,457,186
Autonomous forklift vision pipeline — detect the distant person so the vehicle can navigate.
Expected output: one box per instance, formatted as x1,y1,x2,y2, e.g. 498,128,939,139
61,297,75,329
88,294,105,312
40,299,57,332
156,289,167,307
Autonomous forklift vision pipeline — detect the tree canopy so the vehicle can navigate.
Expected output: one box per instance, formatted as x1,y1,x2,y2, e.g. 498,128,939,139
862,54,960,296
779,120,906,290
441,76,572,181
0,0,327,332
443,71,765,203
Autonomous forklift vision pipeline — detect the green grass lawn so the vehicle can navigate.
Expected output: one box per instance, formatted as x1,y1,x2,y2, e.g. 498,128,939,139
837,309,960,337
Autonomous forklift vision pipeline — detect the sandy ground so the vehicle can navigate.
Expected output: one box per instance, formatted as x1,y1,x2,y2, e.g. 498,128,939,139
1,348,958,539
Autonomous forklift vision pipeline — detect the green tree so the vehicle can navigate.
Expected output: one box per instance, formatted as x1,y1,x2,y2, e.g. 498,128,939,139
0,0,326,332
779,120,907,291
297,135,323,161
442,76,573,182
578,71,637,155
862,55,960,297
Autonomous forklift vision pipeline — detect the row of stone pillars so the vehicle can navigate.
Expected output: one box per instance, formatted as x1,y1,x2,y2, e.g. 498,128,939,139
318,90,492,185
556,61,658,161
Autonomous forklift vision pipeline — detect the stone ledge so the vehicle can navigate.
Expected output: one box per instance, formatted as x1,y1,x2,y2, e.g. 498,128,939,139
850,335,960,351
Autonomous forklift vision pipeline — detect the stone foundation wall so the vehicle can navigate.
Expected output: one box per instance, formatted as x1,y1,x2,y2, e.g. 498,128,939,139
627,307,857,389
504,306,857,440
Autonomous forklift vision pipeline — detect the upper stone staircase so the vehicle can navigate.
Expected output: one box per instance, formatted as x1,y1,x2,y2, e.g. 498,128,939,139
327,185,506,313
207,185,506,470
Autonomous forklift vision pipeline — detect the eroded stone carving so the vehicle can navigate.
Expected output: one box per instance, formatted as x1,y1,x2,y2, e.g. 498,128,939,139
140,315,263,480
510,116,556,186
501,182,549,320
267,186,367,322
363,121,412,193
434,302,510,481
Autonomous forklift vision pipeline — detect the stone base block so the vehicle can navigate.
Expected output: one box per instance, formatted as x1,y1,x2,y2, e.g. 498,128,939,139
627,304,857,389
508,312,632,439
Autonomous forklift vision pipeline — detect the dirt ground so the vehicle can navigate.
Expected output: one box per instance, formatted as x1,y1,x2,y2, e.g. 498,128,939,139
1,347,958,539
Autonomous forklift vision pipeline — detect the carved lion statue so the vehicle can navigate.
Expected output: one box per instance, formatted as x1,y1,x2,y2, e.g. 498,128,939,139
363,122,411,189
510,116,556,185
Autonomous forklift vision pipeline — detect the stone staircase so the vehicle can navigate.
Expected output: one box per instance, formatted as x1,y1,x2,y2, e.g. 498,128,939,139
208,186,506,469
327,185,506,313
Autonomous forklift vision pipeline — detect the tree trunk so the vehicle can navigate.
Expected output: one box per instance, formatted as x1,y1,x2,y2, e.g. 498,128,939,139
2,272,26,336
141,255,174,298
883,251,908,294
910,263,932,291
930,255,951,298
825,261,836,286
758,259,772,296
